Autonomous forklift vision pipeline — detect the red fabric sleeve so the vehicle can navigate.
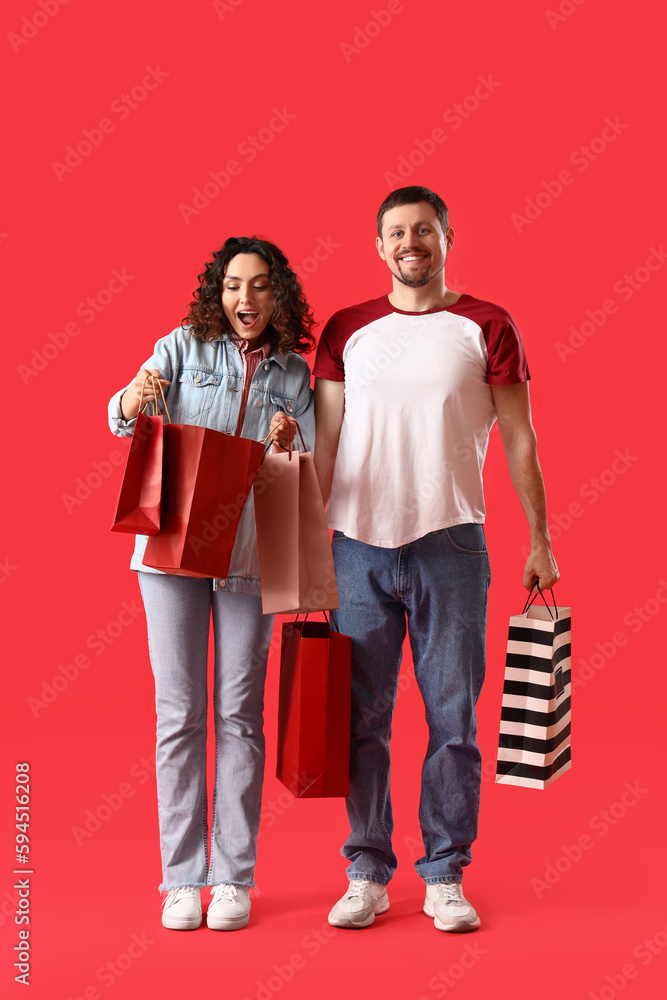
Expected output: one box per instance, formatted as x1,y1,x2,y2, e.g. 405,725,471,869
313,313,345,382
484,310,531,384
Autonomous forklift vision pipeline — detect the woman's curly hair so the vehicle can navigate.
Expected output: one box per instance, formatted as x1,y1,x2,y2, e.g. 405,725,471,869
182,236,316,354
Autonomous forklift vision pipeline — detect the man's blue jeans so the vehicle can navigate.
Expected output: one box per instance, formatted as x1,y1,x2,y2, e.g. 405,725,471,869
331,523,491,885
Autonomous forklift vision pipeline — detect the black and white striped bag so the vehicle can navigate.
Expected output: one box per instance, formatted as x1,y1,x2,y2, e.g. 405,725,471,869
496,587,571,789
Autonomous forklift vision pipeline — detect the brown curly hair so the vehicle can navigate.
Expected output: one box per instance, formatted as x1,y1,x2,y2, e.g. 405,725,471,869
182,236,316,354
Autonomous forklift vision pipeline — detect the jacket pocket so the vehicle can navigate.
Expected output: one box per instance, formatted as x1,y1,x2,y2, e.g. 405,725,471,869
176,368,222,418
269,391,297,416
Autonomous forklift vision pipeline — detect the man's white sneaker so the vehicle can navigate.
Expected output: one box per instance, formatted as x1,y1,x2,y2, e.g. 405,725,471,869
161,886,202,930
424,883,480,932
207,884,251,930
328,879,389,928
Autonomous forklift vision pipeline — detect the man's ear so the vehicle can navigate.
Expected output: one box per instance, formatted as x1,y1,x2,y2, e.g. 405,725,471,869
376,236,386,260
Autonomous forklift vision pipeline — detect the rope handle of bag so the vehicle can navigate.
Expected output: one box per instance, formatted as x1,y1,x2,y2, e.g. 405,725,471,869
138,373,171,423
293,609,341,632
522,581,559,621
260,416,306,460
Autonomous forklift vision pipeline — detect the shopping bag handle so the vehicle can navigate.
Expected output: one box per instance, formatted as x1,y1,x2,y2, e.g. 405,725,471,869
294,609,340,632
522,582,558,620
260,418,306,460
139,374,171,423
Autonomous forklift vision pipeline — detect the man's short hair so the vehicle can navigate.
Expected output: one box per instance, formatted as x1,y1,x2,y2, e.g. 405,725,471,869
376,186,449,238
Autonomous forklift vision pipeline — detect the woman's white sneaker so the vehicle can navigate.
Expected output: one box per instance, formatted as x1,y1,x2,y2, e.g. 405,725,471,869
424,883,480,932
161,886,202,930
328,879,390,928
207,884,251,930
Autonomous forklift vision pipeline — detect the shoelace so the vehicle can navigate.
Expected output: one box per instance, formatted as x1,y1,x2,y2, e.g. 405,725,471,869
435,883,463,905
211,883,238,904
163,885,197,908
347,879,374,898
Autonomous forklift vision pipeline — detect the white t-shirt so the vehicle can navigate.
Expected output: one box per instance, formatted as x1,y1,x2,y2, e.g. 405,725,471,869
313,293,530,548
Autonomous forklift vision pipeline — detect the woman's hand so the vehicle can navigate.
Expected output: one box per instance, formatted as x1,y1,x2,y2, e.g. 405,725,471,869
120,369,170,421
268,411,298,452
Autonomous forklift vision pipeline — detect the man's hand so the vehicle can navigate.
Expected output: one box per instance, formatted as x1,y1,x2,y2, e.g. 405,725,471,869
268,411,298,452
522,544,560,592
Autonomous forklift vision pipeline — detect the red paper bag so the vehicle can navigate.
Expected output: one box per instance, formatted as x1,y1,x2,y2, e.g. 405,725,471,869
253,437,339,614
111,393,163,535
276,614,352,798
142,424,264,578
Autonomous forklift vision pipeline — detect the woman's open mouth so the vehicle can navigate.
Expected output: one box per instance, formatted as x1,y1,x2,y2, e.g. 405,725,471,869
237,310,260,330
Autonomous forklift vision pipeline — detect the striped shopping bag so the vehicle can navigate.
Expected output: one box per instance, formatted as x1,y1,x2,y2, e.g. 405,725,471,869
496,586,572,789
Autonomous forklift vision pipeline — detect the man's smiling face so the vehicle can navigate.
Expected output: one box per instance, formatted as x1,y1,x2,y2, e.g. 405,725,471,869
376,201,454,288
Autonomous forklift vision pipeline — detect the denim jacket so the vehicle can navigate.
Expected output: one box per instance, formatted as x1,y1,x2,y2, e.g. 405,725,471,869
108,326,315,595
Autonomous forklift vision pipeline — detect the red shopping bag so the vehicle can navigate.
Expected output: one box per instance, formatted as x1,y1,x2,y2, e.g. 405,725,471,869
277,612,352,798
142,424,264,578
111,377,164,535
254,427,339,614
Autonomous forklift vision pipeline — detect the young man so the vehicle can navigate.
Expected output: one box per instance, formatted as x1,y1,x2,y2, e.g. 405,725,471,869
313,185,559,933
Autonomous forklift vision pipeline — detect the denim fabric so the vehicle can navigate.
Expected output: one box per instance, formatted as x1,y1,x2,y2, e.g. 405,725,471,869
331,523,491,884
138,573,274,889
108,326,314,595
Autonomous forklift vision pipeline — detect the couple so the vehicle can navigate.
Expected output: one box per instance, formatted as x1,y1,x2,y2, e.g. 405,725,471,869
108,184,559,934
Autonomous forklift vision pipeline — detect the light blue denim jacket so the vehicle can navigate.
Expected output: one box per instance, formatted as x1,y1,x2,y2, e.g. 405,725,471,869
108,326,315,595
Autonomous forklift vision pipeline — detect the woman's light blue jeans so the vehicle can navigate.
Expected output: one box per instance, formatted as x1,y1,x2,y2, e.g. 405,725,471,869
331,523,491,885
138,573,274,891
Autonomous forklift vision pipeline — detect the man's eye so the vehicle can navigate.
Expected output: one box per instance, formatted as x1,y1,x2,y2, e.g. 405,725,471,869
391,231,402,238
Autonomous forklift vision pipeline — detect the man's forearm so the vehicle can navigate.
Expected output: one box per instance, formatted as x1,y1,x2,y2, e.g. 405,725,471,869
503,431,552,548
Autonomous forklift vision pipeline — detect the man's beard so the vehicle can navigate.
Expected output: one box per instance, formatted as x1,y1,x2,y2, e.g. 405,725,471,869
393,259,445,288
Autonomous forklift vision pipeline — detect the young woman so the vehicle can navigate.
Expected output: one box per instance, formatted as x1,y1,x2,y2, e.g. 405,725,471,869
108,237,315,930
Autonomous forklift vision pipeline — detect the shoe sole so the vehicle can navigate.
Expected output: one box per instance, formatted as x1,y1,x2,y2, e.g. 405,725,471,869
423,903,480,932
207,913,250,931
328,900,390,929
162,915,202,930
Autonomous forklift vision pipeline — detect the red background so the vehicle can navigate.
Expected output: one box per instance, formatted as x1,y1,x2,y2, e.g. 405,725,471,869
2,1,665,998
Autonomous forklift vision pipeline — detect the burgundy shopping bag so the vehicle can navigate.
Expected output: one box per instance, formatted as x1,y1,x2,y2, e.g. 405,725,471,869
254,430,339,614
111,380,164,535
276,613,352,798
142,424,264,578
